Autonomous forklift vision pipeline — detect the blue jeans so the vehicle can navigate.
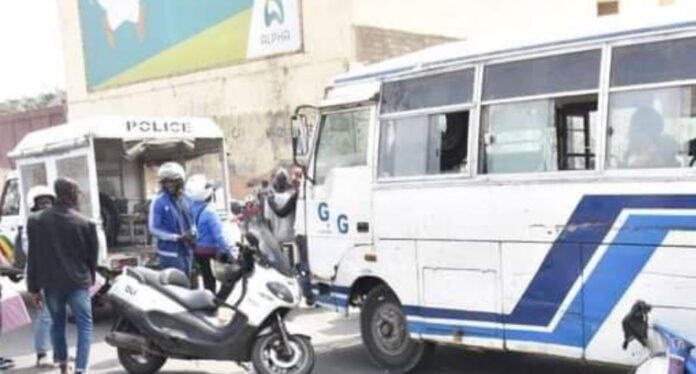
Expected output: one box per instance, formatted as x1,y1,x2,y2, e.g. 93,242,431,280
159,250,192,276
33,301,53,356
44,289,92,372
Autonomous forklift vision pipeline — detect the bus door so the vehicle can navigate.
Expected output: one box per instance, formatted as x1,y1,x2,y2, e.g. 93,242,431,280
305,107,374,281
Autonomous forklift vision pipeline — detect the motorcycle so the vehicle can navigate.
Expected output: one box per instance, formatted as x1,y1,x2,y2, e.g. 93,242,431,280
622,301,695,374
105,219,316,374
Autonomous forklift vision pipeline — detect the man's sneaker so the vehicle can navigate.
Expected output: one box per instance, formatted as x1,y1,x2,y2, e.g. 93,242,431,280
59,363,69,374
0,357,15,370
36,353,55,368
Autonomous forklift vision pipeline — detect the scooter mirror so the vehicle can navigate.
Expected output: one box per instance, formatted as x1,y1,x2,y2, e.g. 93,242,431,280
245,232,259,248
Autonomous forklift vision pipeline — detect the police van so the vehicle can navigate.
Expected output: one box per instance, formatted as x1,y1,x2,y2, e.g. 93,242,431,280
0,116,231,285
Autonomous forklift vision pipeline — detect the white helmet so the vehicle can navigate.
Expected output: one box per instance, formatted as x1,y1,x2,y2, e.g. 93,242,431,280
157,162,186,181
185,174,214,202
27,185,55,205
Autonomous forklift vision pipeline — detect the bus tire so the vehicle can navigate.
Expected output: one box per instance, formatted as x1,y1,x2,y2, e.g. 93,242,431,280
361,285,428,373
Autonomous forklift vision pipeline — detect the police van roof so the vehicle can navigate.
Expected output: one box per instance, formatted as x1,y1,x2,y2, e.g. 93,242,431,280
9,116,223,159
333,10,696,86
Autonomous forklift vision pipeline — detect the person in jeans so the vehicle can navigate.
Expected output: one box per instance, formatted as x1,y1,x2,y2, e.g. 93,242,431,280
0,262,18,370
27,178,99,374
21,185,57,367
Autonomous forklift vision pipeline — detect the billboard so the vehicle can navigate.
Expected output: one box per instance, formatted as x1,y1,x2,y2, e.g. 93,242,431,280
78,0,303,91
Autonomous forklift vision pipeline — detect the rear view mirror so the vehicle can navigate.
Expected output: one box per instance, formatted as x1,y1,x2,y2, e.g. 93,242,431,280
245,232,260,248
290,114,310,158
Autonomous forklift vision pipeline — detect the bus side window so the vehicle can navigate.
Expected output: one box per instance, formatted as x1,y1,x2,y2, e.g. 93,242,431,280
606,37,696,170
430,112,469,173
479,96,597,174
378,110,470,178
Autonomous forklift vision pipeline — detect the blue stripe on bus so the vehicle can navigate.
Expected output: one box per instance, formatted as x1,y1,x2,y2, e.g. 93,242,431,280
312,284,351,309
407,214,696,347
405,195,696,327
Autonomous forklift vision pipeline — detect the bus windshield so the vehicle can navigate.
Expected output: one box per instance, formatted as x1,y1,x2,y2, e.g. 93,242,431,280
313,109,371,185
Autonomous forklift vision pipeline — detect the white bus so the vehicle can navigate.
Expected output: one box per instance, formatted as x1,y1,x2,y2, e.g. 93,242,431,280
292,16,696,371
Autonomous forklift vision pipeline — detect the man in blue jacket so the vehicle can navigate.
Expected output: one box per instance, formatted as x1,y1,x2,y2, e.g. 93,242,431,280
149,162,196,276
186,174,233,293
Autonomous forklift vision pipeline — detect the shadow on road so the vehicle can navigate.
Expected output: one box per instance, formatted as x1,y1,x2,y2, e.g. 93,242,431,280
314,344,625,374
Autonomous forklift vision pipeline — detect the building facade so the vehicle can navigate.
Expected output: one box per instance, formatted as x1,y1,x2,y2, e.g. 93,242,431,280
56,0,689,196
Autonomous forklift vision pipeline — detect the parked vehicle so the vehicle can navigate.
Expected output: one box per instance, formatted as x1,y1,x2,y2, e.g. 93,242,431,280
0,117,232,291
290,15,696,372
106,219,315,374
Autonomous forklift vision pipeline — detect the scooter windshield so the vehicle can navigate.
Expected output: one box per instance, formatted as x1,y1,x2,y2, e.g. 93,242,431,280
246,221,295,277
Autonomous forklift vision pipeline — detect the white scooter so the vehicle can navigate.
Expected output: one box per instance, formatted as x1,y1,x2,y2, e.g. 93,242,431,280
106,220,316,374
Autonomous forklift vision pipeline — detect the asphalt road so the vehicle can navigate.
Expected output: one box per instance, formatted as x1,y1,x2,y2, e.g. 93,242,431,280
1,304,625,374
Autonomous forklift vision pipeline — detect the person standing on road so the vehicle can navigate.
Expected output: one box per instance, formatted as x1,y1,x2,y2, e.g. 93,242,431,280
27,178,99,374
21,186,58,368
149,162,196,276
0,261,19,370
264,168,298,244
186,174,234,293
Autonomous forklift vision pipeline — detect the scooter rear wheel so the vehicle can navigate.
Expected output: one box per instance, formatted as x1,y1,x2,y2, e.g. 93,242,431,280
252,333,315,374
117,348,167,374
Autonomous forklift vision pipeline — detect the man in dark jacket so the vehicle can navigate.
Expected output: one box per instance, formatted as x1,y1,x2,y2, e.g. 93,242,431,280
27,178,98,374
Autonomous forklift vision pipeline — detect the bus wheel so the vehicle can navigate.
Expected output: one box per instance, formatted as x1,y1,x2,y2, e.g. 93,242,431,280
361,285,428,373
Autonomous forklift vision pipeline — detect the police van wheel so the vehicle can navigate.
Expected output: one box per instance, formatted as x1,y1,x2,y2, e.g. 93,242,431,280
361,285,428,373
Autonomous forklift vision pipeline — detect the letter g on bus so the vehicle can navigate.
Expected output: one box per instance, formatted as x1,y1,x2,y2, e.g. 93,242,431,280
318,202,330,222
337,214,349,234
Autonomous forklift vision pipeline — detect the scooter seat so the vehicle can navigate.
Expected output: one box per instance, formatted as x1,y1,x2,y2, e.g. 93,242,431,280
161,286,217,312
129,267,216,312
159,268,191,288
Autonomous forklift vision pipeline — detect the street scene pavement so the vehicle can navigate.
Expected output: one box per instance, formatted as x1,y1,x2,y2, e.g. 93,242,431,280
1,300,624,374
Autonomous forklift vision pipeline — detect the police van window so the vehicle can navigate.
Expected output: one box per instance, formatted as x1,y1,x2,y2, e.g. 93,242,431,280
611,37,696,87
314,109,370,185
19,162,47,212
606,86,696,169
0,179,20,216
479,95,597,174
483,50,601,101
381,69,474,113
378,110,470,178
56,156,93,217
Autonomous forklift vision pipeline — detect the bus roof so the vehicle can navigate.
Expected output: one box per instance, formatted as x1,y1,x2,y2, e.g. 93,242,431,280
334,11,696,86
9,116,223,159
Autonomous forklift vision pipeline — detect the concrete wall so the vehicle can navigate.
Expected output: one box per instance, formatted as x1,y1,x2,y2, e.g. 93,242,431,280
354,26,456,65
57,0,689,197
0,105,67,170
58,0,355,196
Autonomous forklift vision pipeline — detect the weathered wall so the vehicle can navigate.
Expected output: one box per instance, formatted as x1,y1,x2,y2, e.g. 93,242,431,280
0,105,67,170
58,0,355,197
354,26,457,65
58,0,689,197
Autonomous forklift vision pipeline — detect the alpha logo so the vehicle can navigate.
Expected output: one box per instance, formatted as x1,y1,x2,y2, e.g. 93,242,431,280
264,0,285,27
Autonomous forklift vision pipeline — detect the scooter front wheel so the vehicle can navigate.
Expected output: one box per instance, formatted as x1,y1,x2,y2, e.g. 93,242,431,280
252,333,316,374
117,348,167,374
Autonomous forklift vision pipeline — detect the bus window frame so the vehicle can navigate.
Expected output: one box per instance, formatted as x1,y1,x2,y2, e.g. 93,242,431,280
602,32,696,179
372,30,696,186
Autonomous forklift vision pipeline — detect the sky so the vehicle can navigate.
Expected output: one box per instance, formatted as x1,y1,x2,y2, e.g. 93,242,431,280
0,0,65,101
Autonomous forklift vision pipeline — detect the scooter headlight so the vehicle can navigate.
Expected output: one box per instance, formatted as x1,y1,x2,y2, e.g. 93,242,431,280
267,282,294,304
